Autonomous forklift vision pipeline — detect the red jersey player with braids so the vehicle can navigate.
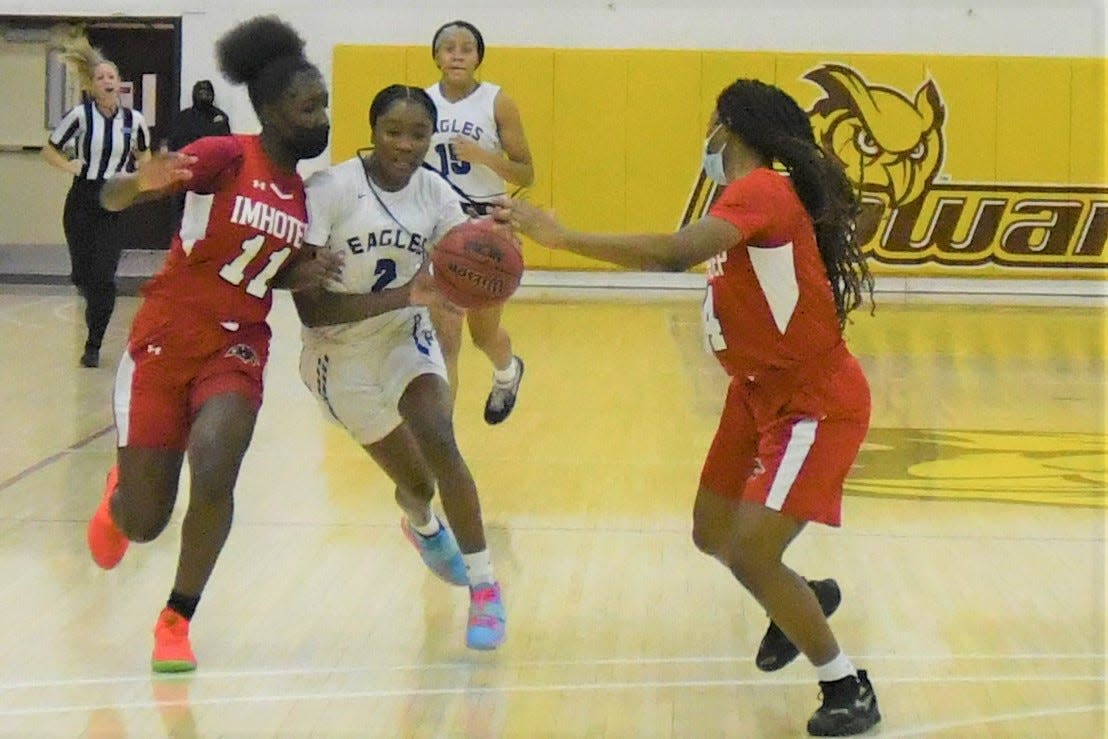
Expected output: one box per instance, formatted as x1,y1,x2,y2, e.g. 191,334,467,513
509,79,880,737
89,15,340,673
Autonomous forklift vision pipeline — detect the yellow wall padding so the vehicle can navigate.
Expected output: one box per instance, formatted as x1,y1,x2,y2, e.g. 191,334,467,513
332,46,1107,277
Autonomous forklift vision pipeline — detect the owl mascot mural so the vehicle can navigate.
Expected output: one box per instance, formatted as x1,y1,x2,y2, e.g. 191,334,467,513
680,64,947,231
805,64,946,210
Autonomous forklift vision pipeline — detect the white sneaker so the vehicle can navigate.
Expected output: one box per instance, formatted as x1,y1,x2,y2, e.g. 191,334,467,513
484,356,524,424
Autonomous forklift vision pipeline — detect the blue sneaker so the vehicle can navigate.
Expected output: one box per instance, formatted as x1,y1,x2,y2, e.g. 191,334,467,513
400,517,468,586
466,582,506,650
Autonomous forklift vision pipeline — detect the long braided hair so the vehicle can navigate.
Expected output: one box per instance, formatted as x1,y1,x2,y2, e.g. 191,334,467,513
716,79,873,327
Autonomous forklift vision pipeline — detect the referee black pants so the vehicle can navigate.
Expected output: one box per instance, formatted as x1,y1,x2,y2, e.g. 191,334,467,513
63,180,123,352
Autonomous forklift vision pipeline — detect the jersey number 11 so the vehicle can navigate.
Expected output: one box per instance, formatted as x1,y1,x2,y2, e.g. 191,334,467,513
218,234,293,298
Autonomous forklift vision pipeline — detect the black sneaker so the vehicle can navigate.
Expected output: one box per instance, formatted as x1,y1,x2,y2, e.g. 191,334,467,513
80,346,100,368
807,669,880,736
483,356,524,425
756,578,842,671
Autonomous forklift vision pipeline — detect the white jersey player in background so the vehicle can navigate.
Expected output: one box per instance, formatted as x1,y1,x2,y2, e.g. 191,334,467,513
293,84,506,650
425,20,534,424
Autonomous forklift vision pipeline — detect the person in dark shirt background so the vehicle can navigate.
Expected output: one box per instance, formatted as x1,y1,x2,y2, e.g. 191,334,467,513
165,80,232,233
167,80,231,151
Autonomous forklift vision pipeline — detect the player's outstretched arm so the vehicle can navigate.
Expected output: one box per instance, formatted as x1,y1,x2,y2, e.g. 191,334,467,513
100,149,195,211
508,199,740,272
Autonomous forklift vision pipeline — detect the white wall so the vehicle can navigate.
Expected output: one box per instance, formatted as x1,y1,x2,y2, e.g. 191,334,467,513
3,1,1104,137
1,0,1103,244
7,1,1104,54
177,1,1108,137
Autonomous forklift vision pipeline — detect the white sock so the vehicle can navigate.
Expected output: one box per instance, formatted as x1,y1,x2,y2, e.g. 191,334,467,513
463,549,495,585
411,514,441,537
814,652,857,683
493,357,518,383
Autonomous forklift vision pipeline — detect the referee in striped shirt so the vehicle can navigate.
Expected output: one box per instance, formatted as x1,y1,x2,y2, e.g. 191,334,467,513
42,41,149,368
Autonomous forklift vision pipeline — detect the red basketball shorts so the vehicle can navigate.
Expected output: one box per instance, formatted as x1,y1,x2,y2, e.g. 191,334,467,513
699,355,871,527
112,319,271,450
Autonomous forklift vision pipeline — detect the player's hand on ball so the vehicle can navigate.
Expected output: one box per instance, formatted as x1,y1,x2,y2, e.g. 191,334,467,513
411,260,465,314
509,199,564,249
488,196,512,221
483,204,524,253
407,260,438,307
430,220,522,309
486,197,522,250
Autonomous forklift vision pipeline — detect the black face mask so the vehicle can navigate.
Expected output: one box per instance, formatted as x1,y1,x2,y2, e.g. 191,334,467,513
289,124,330,160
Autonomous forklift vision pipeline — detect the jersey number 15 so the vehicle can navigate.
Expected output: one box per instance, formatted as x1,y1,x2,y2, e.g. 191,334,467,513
433,143,471,176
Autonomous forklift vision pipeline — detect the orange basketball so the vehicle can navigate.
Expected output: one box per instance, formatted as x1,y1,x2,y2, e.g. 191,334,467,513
430,220,524,309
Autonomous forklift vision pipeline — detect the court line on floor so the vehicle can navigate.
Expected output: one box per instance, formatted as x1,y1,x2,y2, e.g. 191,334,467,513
0,675,1101,718
221,520,1107,545
0,653,1102,692
879,705,1104,737
0,424,114,494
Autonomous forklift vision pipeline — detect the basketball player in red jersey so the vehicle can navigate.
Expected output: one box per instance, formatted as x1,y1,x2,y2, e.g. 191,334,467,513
88,16,339,673
509,79,880,737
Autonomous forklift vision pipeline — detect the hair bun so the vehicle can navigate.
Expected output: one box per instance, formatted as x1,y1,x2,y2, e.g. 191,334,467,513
217,15,306,85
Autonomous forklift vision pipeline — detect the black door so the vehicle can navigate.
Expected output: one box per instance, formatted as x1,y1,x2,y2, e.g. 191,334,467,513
87,19,181,250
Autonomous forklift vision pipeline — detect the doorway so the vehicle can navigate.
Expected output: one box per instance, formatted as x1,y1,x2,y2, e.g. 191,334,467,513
85,18,181,250
0,15,182,250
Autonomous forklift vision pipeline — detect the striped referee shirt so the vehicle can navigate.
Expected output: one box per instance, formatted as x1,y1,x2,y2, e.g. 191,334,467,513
48,101,150,181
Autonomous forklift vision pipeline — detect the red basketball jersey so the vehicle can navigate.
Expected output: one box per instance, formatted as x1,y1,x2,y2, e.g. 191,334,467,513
704,167,845,382
138,135,307,330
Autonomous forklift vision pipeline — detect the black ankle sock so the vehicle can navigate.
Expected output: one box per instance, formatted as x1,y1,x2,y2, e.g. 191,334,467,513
167,591,201,621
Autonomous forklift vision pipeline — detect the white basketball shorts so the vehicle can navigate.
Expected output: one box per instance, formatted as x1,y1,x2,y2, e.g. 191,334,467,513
298,307,447,445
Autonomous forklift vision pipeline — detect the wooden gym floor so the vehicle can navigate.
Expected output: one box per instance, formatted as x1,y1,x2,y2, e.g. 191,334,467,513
0,283,1103,738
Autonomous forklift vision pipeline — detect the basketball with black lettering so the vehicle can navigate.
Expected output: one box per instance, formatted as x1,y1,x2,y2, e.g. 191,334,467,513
430,220,524,309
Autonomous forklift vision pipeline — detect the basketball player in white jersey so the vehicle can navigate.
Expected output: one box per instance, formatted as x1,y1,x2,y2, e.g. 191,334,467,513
425,20,534,424
294,84,506,650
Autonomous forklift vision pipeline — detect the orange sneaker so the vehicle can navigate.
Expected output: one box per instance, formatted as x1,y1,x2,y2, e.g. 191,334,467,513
152,608,197,673
87,466,128,569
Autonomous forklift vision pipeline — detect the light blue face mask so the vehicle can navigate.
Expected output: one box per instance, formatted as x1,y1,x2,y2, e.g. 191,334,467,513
701,124,729,186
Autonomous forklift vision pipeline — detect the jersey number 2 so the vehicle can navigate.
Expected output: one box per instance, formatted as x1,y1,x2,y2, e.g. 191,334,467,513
372,259,397,292
218,234,292,298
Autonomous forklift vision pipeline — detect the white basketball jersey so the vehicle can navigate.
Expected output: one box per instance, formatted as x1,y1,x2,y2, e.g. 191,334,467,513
424,82,504,202
303,156,468,344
